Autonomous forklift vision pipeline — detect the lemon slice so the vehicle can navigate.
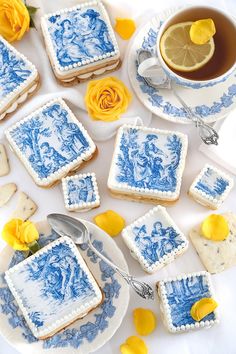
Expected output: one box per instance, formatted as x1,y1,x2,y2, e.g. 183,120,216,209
160,21,215,72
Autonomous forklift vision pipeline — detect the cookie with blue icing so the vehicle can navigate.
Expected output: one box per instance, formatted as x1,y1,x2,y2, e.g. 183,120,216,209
5,236,103,339
122,205,188,273
108,125,188,204
5,98,96,187
189,164,234,209
0,36,39,121
62,172,100,212
157,271,219,333
41,1,120,84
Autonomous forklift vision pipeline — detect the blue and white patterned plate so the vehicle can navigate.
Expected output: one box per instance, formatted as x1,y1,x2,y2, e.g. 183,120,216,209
0,220,129,354
128,7,236,123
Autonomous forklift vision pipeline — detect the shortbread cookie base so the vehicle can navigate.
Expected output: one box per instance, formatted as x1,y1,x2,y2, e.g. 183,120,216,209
0,144,10,176
0,76,40,122
188,190,217,210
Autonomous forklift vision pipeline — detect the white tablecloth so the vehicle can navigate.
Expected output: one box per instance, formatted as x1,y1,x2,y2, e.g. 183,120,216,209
0,0,236,353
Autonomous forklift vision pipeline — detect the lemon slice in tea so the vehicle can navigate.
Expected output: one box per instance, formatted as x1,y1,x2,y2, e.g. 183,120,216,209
160,21,215,72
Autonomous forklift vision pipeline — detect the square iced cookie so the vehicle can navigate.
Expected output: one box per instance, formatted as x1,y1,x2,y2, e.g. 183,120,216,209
5,98,96,187
0,36,39,121
41,1,120,84
122,205,188,273
108,125,188,204
190,212,236,274
62,172,100,211
5,236,103,339
189,164,234,209
157,271,219,333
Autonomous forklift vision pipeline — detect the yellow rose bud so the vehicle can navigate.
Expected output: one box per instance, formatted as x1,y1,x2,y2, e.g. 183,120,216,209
18,220,39,244
0,0,30,42
85,77,132,122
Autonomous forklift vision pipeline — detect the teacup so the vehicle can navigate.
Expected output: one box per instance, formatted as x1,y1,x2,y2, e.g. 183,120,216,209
139,5,236,89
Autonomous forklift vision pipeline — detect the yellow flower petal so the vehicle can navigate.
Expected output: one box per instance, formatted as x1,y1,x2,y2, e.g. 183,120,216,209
120,336,148,354
2,218,28,251
201,214,229,241
115,18,136,40
93,210,125,237
133,308,157,336
19,220,39,244
190,298,218,321
190,18,216,45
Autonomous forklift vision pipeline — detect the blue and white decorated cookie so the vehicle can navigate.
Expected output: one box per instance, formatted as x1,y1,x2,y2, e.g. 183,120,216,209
108,125,188,203
62,173,100,211
5,236,103,339
41,1,120,83
189,164,234,209
5,98,96,187
0,36,39,121
157,271,219,333
122,205,188,273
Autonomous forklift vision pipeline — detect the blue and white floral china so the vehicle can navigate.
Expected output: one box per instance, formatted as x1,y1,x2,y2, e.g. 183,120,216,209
0,220,129,354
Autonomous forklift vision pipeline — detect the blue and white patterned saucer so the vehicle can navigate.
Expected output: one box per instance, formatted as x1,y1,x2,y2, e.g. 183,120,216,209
128,7,236,123
0,220,129,354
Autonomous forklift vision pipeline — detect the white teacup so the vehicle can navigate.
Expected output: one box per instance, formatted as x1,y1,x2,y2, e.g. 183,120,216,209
139,5,236,89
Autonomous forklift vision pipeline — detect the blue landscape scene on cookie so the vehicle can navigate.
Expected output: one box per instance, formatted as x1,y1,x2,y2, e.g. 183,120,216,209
195,167,229,199
9,102,90,179
9,240,96,330
164,275,216,327
0,39,32,100
67,176,96,205
47,6,115,67
132,220,184,266
116,128,183,191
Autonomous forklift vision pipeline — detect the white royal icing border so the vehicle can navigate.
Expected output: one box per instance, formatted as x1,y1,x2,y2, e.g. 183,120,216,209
122,205,188,273
189,164,234,209
158,271,219,333
107,124,188,201
41,0,120,77
62,172,100,211
5,236,102,339
5,98,96,187
0,36,38,113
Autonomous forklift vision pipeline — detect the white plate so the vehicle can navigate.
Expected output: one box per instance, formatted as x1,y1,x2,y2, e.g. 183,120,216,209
128,7,236,123
0,220,129,354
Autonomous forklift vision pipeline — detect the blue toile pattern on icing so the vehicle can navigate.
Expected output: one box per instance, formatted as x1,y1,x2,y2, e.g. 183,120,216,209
164,275,215,327
9,102,90,179
116,128,182,192
67,176,96,205
195,167,229,199
47,7,115,68
0,231,121,349
0,39,32,100
132,220,184,266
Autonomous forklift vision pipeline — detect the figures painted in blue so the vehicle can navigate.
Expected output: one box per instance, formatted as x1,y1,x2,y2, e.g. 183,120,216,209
67,176,96,205
10,102,90,179
116,128,182,191
133,220,183,265
0,40,32,100
47,7,115,67
195,167,229,199
164,275,216,327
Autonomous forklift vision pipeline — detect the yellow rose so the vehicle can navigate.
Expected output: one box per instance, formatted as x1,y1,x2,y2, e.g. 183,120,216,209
0,0,30,42
2,218,39,251
85,77,132,122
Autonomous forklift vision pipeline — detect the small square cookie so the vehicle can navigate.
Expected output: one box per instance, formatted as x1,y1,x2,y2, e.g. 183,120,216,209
5,98,96,188
190,212,236,273
0,36,39,121
5,236,103,339
122,206,188,273
189,164,234,209
157,271,219,333
108,125,188,204
62,173,100,212
41,1,120,84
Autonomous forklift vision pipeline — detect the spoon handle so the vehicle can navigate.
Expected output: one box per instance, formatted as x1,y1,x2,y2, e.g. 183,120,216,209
87,238,154,300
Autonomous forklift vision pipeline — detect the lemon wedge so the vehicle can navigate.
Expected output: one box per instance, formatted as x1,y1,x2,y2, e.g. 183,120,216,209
190,19,216,45
160,21,215,72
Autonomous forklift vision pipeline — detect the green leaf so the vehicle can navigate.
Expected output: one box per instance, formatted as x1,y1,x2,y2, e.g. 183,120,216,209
26,5,39,28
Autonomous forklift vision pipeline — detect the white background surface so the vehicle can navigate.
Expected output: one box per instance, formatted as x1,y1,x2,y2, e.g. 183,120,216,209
0,0,236,353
